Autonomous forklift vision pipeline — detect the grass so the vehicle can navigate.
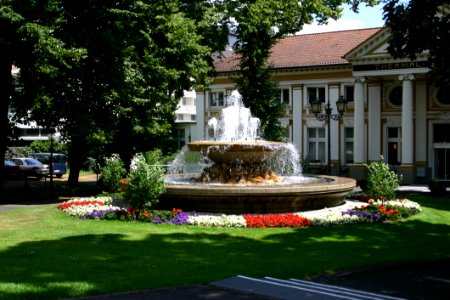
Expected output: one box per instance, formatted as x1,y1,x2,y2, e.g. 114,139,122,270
0,194,449,299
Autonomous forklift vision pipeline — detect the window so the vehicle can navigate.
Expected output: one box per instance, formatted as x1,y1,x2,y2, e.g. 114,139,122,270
182,98,187,106
344,86,354,102
345,128,354,164
389,86,402,106
177,114,183,121
176,129,186,148
308,128,326,163
209,91,224,107
275,88,290,105
307,87,326,103
387,127,402,165
190,115,196,121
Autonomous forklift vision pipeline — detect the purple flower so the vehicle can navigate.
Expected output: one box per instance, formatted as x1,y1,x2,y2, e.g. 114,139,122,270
151,217,162,224
342,210,383,222
171,212,190,225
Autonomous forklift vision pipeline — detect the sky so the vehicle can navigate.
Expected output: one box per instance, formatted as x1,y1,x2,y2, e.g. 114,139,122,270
299,3,385,34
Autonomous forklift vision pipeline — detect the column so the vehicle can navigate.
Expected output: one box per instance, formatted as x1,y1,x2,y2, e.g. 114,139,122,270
415,81,427,179
329,85,340,173
400,74,414,165
292,86,303,154
353,77,366,164
194,90,205,141
368,82,381,161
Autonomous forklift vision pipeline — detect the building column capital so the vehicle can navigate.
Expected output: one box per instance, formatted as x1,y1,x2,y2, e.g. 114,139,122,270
399,74,415,81
354,76,366,83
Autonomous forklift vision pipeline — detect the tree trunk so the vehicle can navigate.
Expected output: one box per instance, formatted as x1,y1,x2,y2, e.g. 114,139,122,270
0,47,13,189
67,140,85,187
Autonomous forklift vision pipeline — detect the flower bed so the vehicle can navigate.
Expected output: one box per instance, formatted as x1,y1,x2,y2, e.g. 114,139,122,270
57,197,422,228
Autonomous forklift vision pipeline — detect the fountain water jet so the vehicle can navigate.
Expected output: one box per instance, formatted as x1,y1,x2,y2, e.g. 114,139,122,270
161,91,356,213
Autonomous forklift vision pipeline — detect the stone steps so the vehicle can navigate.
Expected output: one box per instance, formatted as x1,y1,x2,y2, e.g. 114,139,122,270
211,275,406,300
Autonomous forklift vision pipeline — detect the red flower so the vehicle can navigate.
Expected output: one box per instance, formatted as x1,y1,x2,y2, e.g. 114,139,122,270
172,208,183,216
57,200,105,210
244,213,313,228
386,209,398,216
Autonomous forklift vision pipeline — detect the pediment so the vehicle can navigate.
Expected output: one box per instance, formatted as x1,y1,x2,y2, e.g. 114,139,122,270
344,28,392,62
344,27,429,74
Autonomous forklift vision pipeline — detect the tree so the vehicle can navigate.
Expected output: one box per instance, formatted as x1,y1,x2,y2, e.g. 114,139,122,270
0,1,84,187
1,1,225,188
383,0,450,89
15,0,221,186
221,0,379,140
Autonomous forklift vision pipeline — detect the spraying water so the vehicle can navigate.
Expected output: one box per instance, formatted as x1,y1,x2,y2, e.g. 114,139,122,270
167,90,303,182
208,90,261,141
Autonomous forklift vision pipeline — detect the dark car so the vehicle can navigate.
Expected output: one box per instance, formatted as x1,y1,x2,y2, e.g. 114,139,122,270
1,160,22,178
11,157,50,179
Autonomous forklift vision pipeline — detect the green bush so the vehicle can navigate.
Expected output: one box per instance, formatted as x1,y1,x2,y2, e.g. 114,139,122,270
365,156,402,203
124,152,166,210
26,139,67,155
99,154,126,193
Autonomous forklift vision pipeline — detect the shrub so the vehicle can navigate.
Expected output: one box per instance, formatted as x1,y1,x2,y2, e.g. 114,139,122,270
364,156,402,203
26,139,67,155
124,152,166,210
99,154,127,193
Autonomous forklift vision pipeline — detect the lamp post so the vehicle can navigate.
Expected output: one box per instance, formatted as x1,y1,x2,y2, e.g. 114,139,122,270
48,132,54,190
310,95,347,175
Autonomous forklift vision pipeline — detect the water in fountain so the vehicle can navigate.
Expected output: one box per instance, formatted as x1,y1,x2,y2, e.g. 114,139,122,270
208,90,260,141
167,90,308,184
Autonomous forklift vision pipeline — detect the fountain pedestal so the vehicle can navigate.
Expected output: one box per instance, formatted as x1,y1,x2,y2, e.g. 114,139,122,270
161,175,356,214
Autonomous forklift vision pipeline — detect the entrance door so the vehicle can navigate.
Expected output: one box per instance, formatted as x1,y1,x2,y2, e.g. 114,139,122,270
433,124,450,180
387,127,401,165
434,145,450,180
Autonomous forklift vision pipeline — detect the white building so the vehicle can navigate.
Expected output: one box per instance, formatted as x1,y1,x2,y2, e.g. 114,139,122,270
187,27,449,184
173,89,197,148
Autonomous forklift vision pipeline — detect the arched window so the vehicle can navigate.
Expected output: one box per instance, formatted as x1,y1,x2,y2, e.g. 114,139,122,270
436,86,450,105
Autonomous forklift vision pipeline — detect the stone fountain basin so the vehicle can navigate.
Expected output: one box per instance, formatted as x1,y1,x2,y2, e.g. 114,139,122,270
159,175,357,214
187,141,285,164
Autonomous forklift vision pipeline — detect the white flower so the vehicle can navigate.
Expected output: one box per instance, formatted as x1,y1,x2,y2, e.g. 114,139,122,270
188,214,246,228
130,153,145,172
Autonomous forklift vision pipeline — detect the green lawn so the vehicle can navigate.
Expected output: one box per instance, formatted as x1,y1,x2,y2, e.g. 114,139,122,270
0,194,449,299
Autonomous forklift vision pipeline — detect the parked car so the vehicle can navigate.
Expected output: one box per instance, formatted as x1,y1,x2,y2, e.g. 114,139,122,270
11,157,50,179
2,160,22,178
31,153,67,178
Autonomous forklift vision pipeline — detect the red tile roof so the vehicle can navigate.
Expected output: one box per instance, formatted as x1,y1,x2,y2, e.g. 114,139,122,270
214,28,382,72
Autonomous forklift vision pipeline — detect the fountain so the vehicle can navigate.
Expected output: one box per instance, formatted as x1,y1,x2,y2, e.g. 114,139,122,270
161,91,356,213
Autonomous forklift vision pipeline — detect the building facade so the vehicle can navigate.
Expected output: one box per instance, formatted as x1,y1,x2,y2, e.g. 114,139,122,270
187,28,450,184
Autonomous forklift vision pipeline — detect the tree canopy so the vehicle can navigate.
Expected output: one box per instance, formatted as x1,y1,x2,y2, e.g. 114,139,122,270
220,0,379,141
383,0,450,89
1,0,226,186
0,0,84,185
